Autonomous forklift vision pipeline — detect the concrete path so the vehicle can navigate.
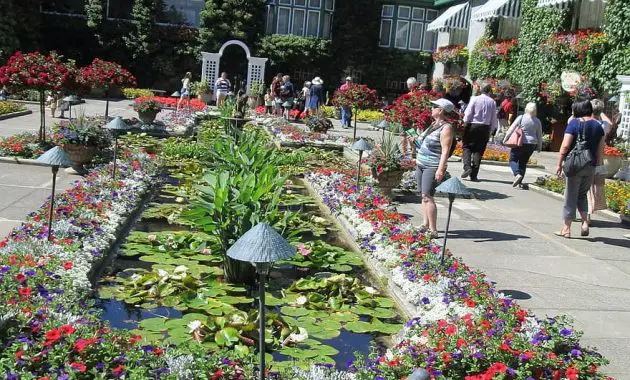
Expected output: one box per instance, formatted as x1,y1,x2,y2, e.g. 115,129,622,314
0,162,77,237
320,117,630,377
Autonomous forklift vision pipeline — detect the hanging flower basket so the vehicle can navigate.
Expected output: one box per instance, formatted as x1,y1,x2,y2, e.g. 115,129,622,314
432,45,469,64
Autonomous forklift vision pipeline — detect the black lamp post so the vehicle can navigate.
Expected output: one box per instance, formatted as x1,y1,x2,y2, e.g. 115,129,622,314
227,223,296,380
105,116,129,180
36,147,73,241
434,177,471,265
351,138,372,193
62,95,79,120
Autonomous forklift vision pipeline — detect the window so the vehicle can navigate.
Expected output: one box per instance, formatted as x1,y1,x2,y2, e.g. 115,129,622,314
412,8,425,21
382,5,395,18
379,19,393,47
395,20,410,49
307,10,320,37
398,6,411,19
409,22,424,50
292,8,306,36
277,7,291,34
380,4,439,52
266,0,333,38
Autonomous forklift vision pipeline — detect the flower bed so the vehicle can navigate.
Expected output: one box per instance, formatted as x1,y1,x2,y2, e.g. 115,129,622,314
268,121,351,147
0,101,26,116
0,133,46,159
453,142,538,164
535,175,630,217
306,168,611,378
133,96,207,112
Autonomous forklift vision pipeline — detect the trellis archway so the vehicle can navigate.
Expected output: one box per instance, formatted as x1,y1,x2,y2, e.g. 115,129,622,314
201,40,268,93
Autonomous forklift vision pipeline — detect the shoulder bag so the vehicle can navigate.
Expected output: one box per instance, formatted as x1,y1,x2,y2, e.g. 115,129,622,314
563,120,593,177
503,116,524,148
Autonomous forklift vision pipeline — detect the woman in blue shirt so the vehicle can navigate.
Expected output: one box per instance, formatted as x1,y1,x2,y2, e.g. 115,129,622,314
555,100,605,238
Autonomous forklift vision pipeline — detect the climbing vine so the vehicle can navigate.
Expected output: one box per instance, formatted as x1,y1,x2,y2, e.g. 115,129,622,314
468,26,518,81
510,0,567,101
594,0,630,94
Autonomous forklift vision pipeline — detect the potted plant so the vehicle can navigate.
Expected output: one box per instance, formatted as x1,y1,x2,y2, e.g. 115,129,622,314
248,81,266,108
304,110,333,133
603,145,624,179
52,114,110,173
364,133,416,197
133,96,162,123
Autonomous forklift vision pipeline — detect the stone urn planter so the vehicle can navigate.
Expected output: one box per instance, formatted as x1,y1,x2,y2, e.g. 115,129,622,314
198,92,213,104
138,110,159,123
63,144,98,174
371,169,405,198
603,155,623,179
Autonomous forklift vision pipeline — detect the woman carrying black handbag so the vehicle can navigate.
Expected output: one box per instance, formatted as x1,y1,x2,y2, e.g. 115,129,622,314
554,100,605,238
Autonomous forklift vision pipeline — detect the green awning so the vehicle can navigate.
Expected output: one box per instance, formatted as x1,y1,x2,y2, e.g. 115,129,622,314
434,0,460,7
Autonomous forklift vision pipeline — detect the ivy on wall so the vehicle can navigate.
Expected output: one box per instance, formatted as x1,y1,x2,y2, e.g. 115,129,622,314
594,0,630,94
511,0,567,101
199,0,265,53
256,35,332,78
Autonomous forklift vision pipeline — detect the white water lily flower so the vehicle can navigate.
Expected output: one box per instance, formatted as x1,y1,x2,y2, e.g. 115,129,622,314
173,265,188,274
147,234,157,242
295,295,308,306
201,248,212,255
364,286,378,295
187,320,202,333
157,269,169,278
288,327,309,343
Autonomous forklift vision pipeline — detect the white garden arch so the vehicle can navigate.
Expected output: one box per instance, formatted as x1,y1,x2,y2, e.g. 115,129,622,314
201,40,268,94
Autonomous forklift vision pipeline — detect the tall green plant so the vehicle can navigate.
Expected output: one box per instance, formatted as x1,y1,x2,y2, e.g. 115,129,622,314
594,0,630,94
199,0,265,52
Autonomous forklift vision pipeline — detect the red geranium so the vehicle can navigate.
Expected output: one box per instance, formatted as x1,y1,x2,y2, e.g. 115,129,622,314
45,329,62,343
332,83,379,110
77,58,136,90
0,51,76,92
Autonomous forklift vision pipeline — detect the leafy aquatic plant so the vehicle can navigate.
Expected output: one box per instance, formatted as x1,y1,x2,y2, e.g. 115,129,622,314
278,240,363,272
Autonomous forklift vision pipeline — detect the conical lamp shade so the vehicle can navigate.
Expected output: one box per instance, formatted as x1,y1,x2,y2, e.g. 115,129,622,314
106,116,129,131
227,223,295,263
37,146,73,167
171,91,181,97
435,177,472,197
378,120,388,129
351,138,372,152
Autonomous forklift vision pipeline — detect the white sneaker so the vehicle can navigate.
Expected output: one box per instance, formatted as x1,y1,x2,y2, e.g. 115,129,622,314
512,175,524,187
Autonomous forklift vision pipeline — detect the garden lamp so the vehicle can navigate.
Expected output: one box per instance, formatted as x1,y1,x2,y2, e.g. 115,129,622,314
62,95,79,119
434,177,471,265
227,223,295,380
351,138,372,193
377,119,388,140
105,117,129,180
408,368,430,380
171,91,181,97
609,95,618,103
36,147,73,241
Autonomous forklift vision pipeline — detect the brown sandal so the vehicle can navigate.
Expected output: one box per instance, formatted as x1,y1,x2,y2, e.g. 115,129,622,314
554,231,571,239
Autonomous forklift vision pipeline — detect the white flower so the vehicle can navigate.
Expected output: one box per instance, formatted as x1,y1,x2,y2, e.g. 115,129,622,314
288,327,309,343
364,286,378,295
295,295,308,306
187,320,202,333
157,269,169,278
147,234,157,242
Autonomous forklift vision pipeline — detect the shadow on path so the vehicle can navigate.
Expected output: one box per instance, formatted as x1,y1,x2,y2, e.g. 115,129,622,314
498,289,532,300
469,188,510,201
586,236,630,249
448,229,530,242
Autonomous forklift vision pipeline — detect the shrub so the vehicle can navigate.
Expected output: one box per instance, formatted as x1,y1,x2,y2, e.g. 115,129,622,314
0,101,26,115
122,88,154,99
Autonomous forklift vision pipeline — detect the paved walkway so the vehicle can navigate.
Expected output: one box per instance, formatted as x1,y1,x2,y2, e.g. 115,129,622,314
321,118,630,378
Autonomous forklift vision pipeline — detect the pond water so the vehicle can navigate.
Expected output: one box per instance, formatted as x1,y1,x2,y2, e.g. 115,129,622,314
94,173,400,371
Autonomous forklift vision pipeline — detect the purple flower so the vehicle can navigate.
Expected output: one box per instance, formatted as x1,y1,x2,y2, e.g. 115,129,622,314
560,328,573,337
421,297,430,305
570,349,582,357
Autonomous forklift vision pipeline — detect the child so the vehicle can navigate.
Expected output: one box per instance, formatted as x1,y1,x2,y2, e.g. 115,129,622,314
47,92,57,117
264,91,273,115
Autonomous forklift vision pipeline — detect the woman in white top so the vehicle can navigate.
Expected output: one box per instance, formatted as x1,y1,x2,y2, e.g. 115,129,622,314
504,102,543,188
177,72,192,111
587,99,613,221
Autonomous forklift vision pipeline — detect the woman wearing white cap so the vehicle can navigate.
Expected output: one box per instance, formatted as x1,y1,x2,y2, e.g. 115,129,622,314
309,77,324,112
413,98,456,238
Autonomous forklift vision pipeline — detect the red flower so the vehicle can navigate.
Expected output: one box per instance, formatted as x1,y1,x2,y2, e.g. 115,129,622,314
59,324,75,335
445,325,457,336
45,329,62,343
15,273,26,283
152,347,163,356
565,366,579,380
465,298,476,308
74,338,91,352
112,365,125,376
70,362,87,373
62,261,73,270
129,334,142,344
18,287,32,297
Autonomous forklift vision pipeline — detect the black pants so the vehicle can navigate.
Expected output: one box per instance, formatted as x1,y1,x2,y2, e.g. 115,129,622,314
462,123,491,180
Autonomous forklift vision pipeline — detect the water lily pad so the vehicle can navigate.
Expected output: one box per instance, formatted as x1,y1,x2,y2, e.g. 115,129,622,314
344,321,374,333
372,308,398,319
217,295,254,305
139,318,167,332
182,313,209,323
329,311,359,323
278,347,319,359
215,327,240,347
313,344,339,356
280,306,311,317
309,329,341,340
98,286,115,299
329,264,352,272
375,297,395,308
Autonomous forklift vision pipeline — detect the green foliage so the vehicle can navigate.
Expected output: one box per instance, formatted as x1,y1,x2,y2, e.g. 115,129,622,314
85,0,105,42
0,1,19,61
125,0,158,59
122,88,154,99
256,35,333,74
468,27,512,80
512,0,567,101
594,0,630,93
199,0,265,52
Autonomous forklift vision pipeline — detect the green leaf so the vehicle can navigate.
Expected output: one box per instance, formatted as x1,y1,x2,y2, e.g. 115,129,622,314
280,306,311,317
139,318,167,332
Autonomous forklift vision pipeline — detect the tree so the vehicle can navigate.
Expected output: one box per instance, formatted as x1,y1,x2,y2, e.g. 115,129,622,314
85,0,106,44
0,1,19,62
124,0,158,59
332,83,379,139
0,51,76,142
199,0,265,52
78,59,137,119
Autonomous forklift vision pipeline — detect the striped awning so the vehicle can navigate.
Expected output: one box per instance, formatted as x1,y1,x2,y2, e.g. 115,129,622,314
427,3,470,32
536,0,605,9
472,0,522,22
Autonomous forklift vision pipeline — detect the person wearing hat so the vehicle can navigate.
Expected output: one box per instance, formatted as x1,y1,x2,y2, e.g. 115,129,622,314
339,77,353,129
309,77,324,113
413,98,456,238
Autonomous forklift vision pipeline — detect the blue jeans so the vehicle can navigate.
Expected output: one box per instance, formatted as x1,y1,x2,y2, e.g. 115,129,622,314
509,144,536,177
341,106,352,127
